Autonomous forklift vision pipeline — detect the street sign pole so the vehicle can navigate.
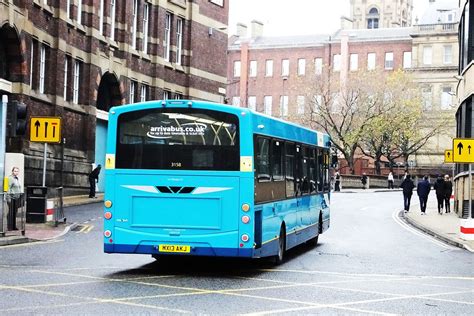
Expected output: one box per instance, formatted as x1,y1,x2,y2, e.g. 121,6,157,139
42,143,47,187
0,95,7,236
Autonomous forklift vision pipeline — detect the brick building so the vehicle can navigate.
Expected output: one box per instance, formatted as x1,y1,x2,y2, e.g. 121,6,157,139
227,0,458,174
0,0,229,194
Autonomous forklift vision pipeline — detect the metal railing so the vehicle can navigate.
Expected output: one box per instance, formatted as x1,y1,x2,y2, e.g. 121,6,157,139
0,193,26,237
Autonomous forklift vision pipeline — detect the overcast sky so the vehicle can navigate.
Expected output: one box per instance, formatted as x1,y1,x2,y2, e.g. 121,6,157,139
228,0,432,37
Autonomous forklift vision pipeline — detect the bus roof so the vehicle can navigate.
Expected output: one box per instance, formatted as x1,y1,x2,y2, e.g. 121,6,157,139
109,100,330,148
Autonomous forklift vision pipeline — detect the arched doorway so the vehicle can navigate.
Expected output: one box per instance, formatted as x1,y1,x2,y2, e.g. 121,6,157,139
0,24,23,83
95,72,121,192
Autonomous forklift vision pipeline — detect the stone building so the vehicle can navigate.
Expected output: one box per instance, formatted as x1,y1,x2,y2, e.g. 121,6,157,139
454,0,473,233
350,0,413,29
0,0,229,194
227,0,458,173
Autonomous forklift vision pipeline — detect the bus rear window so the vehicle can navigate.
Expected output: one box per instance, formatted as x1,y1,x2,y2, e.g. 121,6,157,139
116,108,239,170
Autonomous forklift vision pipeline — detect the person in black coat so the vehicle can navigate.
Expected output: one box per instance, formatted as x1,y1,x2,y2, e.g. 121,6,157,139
417,175,431,215
88,164,101,198
400,174,415,213
443,174,453,213
433,175,445,215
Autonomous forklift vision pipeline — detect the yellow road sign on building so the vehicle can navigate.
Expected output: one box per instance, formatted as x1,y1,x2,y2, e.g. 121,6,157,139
30,117,61,143
444,150,454,163
453,138,474,163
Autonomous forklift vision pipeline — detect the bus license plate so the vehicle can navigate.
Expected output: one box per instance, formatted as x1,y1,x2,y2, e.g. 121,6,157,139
159,244,191,253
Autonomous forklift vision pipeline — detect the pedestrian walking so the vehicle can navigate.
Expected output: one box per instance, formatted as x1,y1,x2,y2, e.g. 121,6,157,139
387,172,394,189
434,175,445,215
334,171,341,192
88,164,101,198
400,174,415,213
417,175,431,215
361,173,368,189
443,174,453,213
7,166,22,231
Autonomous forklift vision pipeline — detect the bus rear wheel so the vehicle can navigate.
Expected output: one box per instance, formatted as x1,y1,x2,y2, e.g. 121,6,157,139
273,226,286,265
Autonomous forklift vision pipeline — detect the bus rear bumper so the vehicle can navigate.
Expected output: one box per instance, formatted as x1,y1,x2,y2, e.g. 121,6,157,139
104,243,253,257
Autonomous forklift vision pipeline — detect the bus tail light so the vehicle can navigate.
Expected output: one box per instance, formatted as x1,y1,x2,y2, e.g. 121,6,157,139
241,215,250,224
242,203,250,212
241,234,249,242
104,230,112,238
104,200,113,208
104,212,112,220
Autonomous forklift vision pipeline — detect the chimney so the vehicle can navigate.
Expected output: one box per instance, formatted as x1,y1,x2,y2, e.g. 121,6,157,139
250,20,264,38
340,16,353,30
236,23,247,37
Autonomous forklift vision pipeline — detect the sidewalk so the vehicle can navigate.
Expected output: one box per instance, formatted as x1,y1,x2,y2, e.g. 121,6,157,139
0,193,103,246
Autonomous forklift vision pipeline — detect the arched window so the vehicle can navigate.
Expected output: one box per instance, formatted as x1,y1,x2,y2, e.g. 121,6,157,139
367,7,379,29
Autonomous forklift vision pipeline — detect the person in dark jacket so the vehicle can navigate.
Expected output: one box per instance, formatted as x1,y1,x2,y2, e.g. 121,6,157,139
88,164,101,198
400,174,415,213
434,175,445,215
443,174,453,213
417,175,431,215
361,173,368,189
334,171,341,191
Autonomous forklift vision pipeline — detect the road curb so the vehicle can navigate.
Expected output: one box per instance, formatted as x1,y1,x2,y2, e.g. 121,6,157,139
401,211,472,252
27,222,79,242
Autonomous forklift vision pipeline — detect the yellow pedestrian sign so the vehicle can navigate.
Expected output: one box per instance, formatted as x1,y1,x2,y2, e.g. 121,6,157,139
30,117,61,143
453,138,474,163
444,150,454,163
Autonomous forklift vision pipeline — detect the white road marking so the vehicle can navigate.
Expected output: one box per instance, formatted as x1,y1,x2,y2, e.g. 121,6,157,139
391,209,458,250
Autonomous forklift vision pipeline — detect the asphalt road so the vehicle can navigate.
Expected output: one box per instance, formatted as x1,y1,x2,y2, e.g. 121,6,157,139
0,192,472,315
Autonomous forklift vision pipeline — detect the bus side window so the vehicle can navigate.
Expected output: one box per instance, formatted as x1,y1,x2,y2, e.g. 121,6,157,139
301,146,310,194
309,148,317,193
317,148,323,192
256,137,271,182
285,142,295,197
272,140,284,181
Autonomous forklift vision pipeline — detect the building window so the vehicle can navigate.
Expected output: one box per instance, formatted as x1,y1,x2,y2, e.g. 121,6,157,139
164,12,172,61
73,60,81,104
315,57,323,75
314,95,322,113
281,59,289,76
66,0,71,19
232,97,240,107
176,18,183,65
39,44,46,94
248,96,256,111
367,7,379,29
264,96,272,115
443,45,453,64
367,53,376,70
78,0,82,24
297,96,305,114
110,0,116,40
297,58,305,76
131,0,138,49
422,86,432,110
441,87,452,110
174,93,183,100
333,54,341,72
265,60,273,77
99,0,105,35
140,85,148,102
130,81,136,103
29,40,35,87
233,60,241,77
249,60,257,77
350,54,358,71
142,2,150,53
63,57,68,100
385,52,394,70
403,51,412,68
280,95,288,117
423,46,432,65
209,0,223,6
163,90,170,100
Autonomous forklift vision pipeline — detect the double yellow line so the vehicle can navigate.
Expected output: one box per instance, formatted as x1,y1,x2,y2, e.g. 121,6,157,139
76,224,94,234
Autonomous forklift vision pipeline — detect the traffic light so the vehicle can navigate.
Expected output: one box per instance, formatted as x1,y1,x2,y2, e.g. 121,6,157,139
7,101,27,136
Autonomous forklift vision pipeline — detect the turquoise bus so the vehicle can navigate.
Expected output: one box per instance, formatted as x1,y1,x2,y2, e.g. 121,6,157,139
103,100,331,263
